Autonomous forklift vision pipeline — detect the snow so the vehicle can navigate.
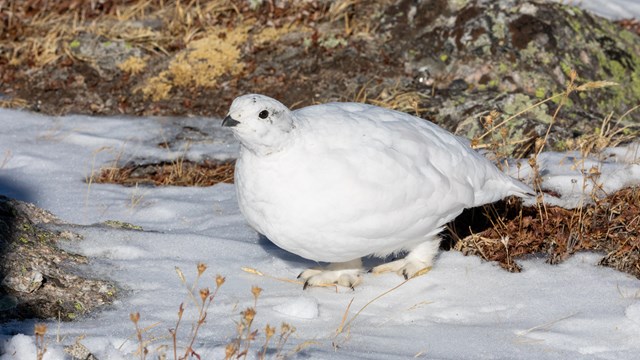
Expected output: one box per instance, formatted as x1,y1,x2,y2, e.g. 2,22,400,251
2,2,640,358
0,335,65,360
556,0,640,19
272,297,320,319
510,149,640,208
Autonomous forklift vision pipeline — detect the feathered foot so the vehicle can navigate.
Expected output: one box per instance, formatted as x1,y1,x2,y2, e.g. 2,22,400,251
370,239,439,279
298,258,363,289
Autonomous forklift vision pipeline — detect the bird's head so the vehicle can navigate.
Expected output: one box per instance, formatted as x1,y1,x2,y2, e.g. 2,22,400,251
222,94,296,155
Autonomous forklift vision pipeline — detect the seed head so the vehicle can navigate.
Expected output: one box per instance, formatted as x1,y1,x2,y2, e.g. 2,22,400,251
281,322,291,334
265,324,275,339
484,114,494,127
216,275,226,288
34,323,47,336
570,69,577,82
251,285,262,300
534,138,545,153
243,308,256,323
130,312,140,324
200,288,210,302
197,262,207,276
225,343,237,358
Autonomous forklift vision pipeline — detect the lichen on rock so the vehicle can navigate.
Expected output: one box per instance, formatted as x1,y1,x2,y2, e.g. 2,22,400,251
380,0,640,148
0,196,116,322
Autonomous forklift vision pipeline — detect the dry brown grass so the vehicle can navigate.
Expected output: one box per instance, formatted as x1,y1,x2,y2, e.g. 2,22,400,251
1,0,237,67
0,96,28,109
470,72,622,159
92,159,235,187
0,1,343,68
455,187,640,277
616,18,640,35
572,104,640,156
0,0,382,115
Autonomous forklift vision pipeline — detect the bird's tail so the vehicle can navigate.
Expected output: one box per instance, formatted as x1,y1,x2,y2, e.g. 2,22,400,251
474,176,535,206
505,177,536,198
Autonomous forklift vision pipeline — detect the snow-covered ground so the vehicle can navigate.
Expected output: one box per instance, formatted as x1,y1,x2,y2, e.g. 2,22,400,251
2,1,640,359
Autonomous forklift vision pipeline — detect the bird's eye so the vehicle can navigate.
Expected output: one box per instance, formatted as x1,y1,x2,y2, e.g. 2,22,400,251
258,110,269,119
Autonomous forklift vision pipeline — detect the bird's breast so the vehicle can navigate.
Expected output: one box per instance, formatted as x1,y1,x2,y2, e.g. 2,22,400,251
233,143,459,261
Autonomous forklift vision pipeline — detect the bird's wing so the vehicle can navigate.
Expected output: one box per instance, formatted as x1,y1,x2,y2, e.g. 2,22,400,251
296,102,526,206
286,105,481,237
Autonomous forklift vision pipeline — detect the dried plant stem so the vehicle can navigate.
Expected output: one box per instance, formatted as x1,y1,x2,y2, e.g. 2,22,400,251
261,325,275,360
240,308,256,360
182,287,220,359
517,313,579,336
335,272,428,342
275,323,296,357
335,297,354,339
170,303,184,360
130,312,147,360
476,93,565,142
241,266,339,290
34,324,48,360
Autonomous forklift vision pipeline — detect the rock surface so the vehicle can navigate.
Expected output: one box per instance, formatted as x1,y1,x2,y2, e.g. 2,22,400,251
0,196,116,322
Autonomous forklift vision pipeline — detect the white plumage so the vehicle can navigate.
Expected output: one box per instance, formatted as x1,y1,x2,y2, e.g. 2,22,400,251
222,94,532,288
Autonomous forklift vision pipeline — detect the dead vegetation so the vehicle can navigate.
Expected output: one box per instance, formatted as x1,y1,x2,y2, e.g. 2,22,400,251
454,187,640,277
127,264,305,360
453,73,640,278
92,159,235,187
0,0,364,113
1,0,240,67
617,18,640,35
0,0,417,117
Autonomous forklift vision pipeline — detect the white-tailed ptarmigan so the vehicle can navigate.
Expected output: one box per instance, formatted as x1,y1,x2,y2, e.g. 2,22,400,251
222,94,533,289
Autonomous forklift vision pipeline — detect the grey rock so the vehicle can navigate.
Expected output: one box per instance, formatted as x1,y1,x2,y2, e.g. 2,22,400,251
0,196,116,322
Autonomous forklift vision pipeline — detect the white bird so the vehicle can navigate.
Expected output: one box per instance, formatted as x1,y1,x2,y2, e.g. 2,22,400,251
222,94,533,289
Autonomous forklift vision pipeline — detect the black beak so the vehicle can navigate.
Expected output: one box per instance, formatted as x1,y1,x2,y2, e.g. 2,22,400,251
222,115,240,127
